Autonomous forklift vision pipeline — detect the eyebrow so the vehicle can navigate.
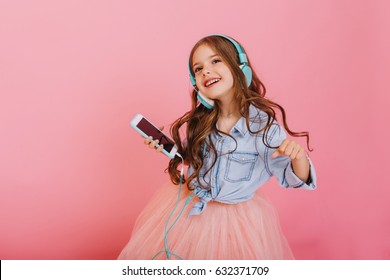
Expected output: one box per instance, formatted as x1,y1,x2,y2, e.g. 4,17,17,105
192,54,219,69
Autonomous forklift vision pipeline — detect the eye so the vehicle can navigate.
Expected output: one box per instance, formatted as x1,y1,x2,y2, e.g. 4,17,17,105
193,67,202,74
212,58,222,64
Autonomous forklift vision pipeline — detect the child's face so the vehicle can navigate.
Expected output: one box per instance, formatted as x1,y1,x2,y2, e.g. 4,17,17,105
191,44,234,103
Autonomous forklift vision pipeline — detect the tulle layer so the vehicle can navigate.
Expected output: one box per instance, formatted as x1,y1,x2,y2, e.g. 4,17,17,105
118,182,294,260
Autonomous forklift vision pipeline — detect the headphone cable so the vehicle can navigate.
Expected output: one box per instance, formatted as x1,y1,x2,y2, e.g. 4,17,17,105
151,152,193,260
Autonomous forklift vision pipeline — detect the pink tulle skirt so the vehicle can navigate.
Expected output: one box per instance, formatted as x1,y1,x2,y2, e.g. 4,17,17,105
117,182,294,260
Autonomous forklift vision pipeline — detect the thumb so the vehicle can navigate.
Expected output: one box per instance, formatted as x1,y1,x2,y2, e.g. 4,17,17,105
272,150,280,158
158,125,165,131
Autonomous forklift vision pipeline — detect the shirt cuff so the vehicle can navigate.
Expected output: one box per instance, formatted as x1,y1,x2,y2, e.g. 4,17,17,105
285,157,317,190
189,200,207,216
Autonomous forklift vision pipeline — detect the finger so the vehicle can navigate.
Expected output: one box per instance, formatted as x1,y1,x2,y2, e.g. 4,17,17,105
284,141,295,157
149,139,157,149
154,139,160,149
158,126,165,131
144,136,152,145
272,139,288,158
289,145,301,160
294,148,305,160
278,139,289,154
156,144,164,153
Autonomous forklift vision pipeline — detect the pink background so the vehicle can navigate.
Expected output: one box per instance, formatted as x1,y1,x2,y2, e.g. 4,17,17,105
1,0,389,259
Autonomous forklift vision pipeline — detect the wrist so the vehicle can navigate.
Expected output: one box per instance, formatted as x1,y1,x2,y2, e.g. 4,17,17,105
291,156,310,182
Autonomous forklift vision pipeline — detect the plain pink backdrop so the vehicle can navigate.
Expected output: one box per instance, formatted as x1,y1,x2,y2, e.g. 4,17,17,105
1,0,389,259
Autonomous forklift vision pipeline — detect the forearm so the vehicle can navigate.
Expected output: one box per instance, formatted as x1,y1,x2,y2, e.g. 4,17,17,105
291,156,310,183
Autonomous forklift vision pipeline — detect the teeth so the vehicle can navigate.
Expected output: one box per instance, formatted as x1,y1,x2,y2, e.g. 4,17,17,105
206,79,220,87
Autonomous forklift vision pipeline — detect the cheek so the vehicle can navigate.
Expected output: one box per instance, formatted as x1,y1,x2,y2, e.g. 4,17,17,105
192,74,200,88
224,71,235,86
219,66,234,83
196,79,202,89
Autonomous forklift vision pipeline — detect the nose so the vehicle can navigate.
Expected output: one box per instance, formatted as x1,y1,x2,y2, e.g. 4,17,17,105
202,69,211,76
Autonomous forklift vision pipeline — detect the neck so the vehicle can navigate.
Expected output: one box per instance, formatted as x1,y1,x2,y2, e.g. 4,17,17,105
220,103,240,119
217,91,240,118
217,106,241,134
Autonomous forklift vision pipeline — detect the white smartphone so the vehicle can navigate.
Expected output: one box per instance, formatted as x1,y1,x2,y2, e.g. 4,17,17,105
130,114,178,159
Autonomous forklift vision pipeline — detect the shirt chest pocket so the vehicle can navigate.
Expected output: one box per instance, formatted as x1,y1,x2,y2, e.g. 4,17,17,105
224,152,258,183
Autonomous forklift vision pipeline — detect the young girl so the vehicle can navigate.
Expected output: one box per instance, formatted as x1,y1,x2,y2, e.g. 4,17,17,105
118,34,317,260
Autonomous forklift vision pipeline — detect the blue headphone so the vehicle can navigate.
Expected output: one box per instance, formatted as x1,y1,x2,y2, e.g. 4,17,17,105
189,34,253,109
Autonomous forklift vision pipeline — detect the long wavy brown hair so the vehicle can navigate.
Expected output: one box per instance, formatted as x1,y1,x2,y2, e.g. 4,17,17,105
168,35,312,190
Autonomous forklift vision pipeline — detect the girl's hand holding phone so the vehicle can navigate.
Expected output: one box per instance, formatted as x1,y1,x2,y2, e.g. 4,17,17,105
144,136,164,153
130,114,178,159
144,125,165,153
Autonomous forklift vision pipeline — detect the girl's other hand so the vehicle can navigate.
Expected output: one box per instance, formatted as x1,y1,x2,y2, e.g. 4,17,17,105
272,138,310,182
271,139,305,161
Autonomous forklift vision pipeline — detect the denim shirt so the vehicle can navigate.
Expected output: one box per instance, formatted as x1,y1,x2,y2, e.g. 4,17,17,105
187,105,317,216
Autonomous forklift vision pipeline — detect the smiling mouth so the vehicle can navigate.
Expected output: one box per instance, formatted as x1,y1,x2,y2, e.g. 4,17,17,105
205,78,221,87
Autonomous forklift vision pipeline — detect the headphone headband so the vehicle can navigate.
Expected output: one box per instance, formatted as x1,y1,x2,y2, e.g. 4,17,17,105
189,34,252,109
211,34,248,64
188,34,248,76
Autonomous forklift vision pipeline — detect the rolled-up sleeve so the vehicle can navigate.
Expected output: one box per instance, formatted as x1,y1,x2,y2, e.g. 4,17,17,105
265,124,317,190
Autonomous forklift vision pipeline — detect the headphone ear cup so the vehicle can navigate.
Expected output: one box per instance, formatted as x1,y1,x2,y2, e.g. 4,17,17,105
189,74,196,87
197,91,215,109
189,73,214,109
240,65,253,87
